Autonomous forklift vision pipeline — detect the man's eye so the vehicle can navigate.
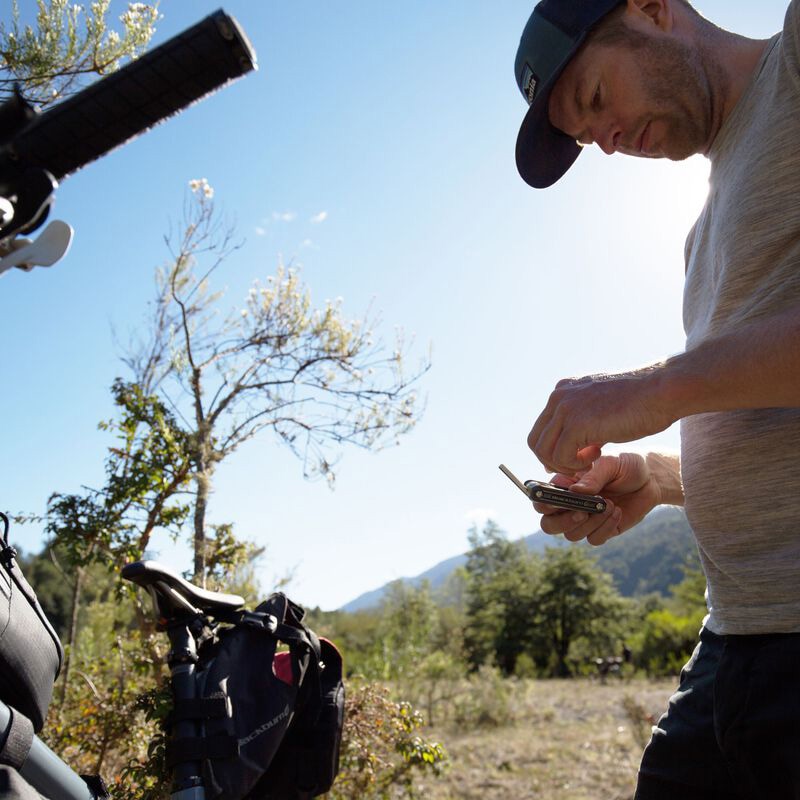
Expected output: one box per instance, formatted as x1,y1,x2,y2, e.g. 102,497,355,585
592,85,602,110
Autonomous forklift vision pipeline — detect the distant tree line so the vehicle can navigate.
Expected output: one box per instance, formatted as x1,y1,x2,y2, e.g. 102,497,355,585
308,519,707,689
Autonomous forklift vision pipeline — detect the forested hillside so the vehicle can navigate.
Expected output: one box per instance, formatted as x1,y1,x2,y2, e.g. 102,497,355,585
343,506,697,612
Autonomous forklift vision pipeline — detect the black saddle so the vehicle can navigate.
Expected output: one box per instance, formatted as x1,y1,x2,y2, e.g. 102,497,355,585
121,560,244,621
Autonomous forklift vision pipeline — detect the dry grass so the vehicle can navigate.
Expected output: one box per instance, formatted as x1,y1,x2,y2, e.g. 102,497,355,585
418,677,675,800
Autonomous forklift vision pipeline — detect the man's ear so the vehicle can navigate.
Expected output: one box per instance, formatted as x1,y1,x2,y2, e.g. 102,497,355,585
624,0,674,33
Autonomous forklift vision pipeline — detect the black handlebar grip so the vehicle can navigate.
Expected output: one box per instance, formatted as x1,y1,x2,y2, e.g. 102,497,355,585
6,9,256,181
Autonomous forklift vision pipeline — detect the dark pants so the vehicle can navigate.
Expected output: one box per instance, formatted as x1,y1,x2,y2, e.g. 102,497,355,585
635,627,800,800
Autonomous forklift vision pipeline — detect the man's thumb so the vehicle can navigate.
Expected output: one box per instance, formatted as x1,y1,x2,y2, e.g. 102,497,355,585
571,455,620,493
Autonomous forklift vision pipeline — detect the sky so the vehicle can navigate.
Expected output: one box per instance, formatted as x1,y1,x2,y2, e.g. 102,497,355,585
0,0,790,610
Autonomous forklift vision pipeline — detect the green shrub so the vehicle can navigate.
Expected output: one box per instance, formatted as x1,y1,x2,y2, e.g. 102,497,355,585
450,665,516,730
630,608,702,677
331,681,448,799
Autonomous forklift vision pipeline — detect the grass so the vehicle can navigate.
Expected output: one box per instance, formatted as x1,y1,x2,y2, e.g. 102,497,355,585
418,676,675,800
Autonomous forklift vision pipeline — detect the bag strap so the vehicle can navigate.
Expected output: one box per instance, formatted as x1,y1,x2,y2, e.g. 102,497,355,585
274,621,315,651
226,603,317,655
0,709,33,771
170,695,228,723
166,734,239,768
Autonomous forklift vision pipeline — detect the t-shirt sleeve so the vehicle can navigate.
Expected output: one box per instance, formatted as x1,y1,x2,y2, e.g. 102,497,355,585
783,0,800,77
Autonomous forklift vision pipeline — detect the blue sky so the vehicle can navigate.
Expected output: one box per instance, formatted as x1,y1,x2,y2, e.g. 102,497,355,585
1,1,790,609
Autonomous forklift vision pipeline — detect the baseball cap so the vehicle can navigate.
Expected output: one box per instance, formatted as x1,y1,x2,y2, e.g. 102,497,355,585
514,0,624,188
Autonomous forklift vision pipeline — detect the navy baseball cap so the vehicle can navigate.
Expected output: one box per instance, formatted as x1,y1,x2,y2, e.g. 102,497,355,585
514,0,624,188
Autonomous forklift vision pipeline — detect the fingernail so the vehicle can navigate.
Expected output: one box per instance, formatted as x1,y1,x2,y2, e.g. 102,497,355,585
572,512,588,523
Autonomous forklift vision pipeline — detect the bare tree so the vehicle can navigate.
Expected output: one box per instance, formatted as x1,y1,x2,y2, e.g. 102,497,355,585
124,179,429,580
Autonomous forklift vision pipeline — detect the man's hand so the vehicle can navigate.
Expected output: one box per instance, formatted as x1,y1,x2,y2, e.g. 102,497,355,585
535,452,682,546
527,369,675,474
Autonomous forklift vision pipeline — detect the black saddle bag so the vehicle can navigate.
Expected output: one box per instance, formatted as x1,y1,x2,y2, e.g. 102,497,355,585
0,514,63,732
167,592,344,800
256,636,345,799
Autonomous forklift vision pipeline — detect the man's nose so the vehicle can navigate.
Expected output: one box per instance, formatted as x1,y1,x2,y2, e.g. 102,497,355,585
586,122,621,155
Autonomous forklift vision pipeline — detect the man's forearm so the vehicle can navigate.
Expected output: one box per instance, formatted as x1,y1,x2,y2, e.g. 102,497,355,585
527,307,800,475
655,307,800,420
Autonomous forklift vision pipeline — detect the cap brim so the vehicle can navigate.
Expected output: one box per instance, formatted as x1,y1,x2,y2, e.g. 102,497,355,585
515,81,582,189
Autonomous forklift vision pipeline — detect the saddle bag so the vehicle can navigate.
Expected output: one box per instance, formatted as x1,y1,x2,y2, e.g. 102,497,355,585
257,636,345,799
0,513,63,732
167,592,345,800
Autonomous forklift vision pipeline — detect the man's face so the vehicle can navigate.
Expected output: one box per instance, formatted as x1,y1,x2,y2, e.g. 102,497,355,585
548,25,712,161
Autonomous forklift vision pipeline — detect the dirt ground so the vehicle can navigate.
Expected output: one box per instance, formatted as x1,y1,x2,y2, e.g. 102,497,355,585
419,677,676,800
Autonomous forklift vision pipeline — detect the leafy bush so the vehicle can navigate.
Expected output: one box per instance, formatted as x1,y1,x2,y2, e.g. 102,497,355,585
449,664,516,730
630,608,702,676
42,623,165,797
331,681,448,799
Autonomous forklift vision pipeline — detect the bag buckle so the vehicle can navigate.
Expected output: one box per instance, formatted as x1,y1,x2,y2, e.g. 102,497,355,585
240,611,277,633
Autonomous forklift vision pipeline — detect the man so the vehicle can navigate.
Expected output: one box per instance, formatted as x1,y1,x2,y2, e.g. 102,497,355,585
514,0,800,797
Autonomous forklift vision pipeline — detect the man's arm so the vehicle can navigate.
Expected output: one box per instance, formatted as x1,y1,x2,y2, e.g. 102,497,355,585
528,306,800,474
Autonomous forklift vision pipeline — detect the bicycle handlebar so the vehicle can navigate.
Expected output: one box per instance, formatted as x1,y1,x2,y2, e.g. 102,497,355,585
0,8,257,240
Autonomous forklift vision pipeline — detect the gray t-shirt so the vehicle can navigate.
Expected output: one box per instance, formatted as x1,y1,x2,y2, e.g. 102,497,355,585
681,1,800,634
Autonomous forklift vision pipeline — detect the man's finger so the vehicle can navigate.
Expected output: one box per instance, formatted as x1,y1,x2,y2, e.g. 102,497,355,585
549,428,600,474
540,509,574,535
571,454,623,493
532,501,563,516
587,507,623,546
530,416,564,471
561,501,616,541
527,403,553,457
549,473,578,489
528,383,571,461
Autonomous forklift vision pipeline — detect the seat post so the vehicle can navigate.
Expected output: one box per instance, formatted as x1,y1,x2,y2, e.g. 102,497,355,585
167,623,205,800
120,560,242,800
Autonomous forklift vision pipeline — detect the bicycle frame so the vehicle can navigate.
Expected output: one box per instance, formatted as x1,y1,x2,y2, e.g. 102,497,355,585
0,700,101,799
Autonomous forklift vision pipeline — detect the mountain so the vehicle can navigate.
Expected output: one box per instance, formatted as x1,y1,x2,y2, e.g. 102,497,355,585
339,552,470,613
340,506,697,612
592,506,698,595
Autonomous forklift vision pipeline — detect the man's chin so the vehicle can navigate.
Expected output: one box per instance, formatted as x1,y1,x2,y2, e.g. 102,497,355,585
617,148,666,160
665,145,705,162
626,144,699,162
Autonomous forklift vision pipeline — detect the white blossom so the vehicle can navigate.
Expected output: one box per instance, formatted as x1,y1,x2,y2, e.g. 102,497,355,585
188,178,214,198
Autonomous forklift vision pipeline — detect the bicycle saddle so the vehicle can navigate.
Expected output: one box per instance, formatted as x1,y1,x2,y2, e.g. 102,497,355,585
122,560,245,618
